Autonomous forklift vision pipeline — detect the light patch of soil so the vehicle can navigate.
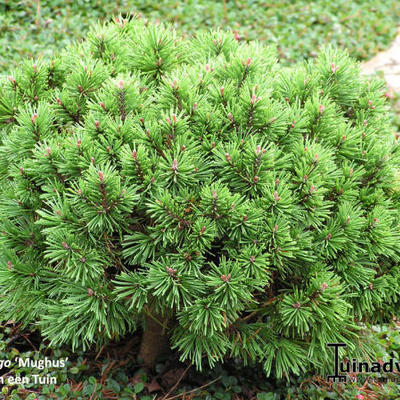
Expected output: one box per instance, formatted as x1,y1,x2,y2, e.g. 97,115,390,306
361,27,400,94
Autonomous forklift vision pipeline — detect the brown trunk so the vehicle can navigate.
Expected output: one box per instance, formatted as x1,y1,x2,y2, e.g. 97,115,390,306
138,313,169,368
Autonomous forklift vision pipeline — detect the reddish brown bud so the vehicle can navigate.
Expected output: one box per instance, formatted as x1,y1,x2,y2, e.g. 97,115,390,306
166,266,177,277
325,233,332,241
221,273,231,282
274,224,278,233
87,288,94,296
99,171,104,182
77,139,82,148
95,120,100,129
220,87,224,96
31,113,38,124
292,302,301,309
171,158,178,171
7,261,13,270
200,226,206,234
99,102,105,109
62,241,70,249
77,84,83,93
181,145,186,152
321,282,328,291
319,104,325,113
212,190,218,200
253,176,259,183
225,153,231,162
273,191,281,201
369,283,374,290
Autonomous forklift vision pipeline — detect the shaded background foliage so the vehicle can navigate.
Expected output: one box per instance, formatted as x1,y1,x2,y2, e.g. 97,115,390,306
1,0,400,72
1,1,400,399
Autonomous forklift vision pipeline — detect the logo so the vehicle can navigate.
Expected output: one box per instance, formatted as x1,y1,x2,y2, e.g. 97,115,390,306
327,343,400,382
327,343,347,382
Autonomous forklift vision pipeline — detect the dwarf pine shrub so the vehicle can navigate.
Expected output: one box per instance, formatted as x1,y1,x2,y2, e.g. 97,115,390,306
0,17,399,378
